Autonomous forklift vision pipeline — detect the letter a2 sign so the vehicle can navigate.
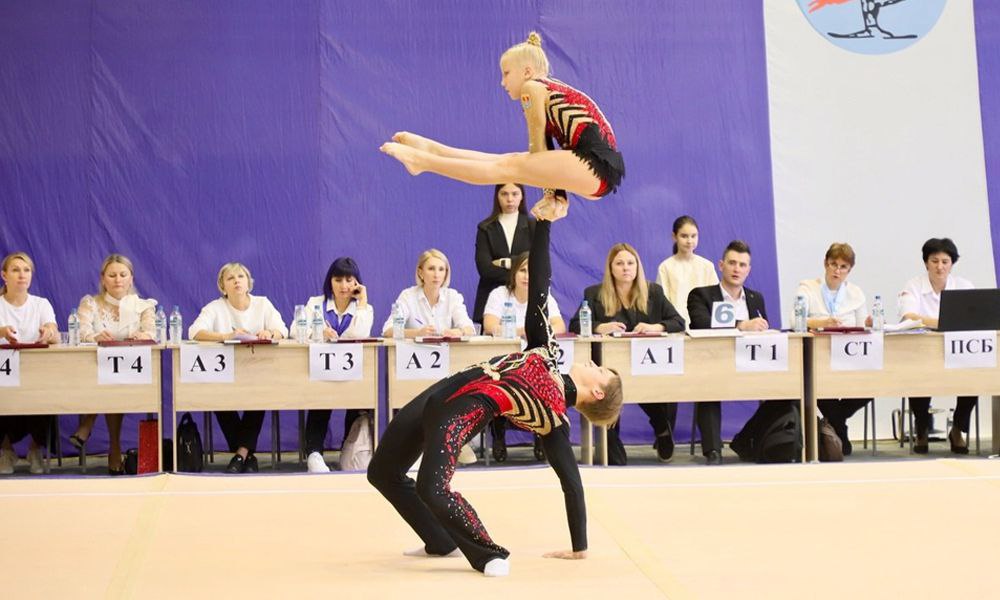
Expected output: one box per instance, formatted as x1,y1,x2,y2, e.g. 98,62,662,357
395,341,450,381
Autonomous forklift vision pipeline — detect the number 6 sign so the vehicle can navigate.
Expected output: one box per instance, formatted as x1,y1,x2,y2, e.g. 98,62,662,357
711,301,736,328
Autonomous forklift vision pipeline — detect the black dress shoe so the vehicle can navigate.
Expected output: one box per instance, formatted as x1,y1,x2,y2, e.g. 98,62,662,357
226,455,246,474
533,435,546,462
705,450,722,466
654,434,675,463
108,465,126,476
492,434,507,463
913,426,929,454
245,454,259,473
949,430,969,455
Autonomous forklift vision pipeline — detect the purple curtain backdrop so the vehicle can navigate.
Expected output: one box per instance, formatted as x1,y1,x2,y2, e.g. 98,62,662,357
0,1,778,456
975,0,1000,285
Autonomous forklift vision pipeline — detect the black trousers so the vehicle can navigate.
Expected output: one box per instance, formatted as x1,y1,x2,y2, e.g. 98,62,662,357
215,411,265,454
606,402,677,465
909,396,977,433
700,400,799,456
305,409,363,454
367,369,508,572
0,415,47,446
817,398,871,438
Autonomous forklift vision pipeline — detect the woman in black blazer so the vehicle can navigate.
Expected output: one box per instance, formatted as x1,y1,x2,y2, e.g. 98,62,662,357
569,243,685,465
473,183,535,325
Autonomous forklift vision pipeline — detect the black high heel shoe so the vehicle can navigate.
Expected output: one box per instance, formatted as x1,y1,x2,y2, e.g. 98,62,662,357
949,429,969,455
913,426,929,454
491,434,507,463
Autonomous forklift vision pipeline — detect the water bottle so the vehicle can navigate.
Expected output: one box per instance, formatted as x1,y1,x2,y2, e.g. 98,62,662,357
67,309,80,346
311,305,325,342
579,300,593,337
793,295,808,333
154,305,167,344
501,301,517,339
169,305,183,344
294,304,307,343
391,303,405,340
871,294,885,331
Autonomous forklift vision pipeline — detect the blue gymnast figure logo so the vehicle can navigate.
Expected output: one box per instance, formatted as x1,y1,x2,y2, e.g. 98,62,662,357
799,0,947,55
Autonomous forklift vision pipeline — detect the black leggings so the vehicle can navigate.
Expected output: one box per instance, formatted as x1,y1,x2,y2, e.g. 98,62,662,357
367,370,508,572
909,396,977,433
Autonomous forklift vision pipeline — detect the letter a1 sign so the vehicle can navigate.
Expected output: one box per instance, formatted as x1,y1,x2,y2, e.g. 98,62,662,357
630,338,683,376
97,346,153,385
395,341,450,381
735,334,788,372
179,344,235,383
944,331,997,369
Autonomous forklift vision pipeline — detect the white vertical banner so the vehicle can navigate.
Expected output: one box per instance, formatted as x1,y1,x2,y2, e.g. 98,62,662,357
0,350,20,387
630,338,684,376
766,0,996,329
944,331,997,369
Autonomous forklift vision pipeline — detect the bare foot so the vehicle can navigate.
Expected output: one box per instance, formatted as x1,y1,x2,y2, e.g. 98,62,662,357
392,131,436,154
379,142,425,176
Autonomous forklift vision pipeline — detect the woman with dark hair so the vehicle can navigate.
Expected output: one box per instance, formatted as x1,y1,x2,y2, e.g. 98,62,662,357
656,216,718,329
291,257,375,473
898,237,976,454
472,183,534,326
570,243,685,465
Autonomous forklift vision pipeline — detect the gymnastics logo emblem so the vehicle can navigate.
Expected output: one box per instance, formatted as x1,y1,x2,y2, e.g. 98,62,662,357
799,0,946,55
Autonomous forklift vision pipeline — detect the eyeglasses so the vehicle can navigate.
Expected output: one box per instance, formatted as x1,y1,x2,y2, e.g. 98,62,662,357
825,262,851,272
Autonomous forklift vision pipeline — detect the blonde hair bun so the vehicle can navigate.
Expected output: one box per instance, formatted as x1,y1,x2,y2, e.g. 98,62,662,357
526,31,543,47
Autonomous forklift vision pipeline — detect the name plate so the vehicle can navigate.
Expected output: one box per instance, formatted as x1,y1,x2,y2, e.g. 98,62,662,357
0,350,20,387
179,344,235,383
944,331,997,369
711,301,737,329
310,343,364,381
395,341,450,380
555,339,575,375
630,338,684,376
830,333,884,371
735,334,788,372
98,346,153,385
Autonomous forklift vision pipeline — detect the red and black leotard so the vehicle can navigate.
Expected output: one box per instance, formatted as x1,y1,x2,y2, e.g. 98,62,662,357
536,77,625,198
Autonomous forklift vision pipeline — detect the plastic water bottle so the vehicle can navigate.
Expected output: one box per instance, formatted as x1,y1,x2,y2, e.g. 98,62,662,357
169,305,183,344
579,300,593,337
793,295,808,333
501,301,516,339
154,305,167,344
294,304,307,343
67,309,80,346
871,295,885,331
391,303,405,340
311,305,325,342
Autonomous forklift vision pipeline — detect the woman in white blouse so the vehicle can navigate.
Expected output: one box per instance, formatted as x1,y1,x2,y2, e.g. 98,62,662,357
898,237,976,454
71,254,157,475
189,262,288,473
381,249,475,338
481,251,565,461
795,243,872,455
656,215,718,329
291,257,374,473
0,252,59,474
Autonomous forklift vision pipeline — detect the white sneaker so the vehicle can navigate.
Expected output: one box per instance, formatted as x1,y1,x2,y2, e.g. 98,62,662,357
458,444,477,466
0,448,15,474
483,557,510,577
27,447,44,474
306,451,331,473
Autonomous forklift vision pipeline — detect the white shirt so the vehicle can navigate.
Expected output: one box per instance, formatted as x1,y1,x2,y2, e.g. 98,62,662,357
381,286,474,334
720,285,750,322
656,254,718,328
483,286,562,328
289,295,374,341
0,294,57,343
497,211,519,253
898,274,974,321
188,296,289,338
796,278,868,327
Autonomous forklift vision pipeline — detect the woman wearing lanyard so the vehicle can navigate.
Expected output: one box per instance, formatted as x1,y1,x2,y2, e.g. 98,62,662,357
794,243,872,455
293,257,374,473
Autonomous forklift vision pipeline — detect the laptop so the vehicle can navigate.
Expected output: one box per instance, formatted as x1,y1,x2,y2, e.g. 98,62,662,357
937,288,1000,331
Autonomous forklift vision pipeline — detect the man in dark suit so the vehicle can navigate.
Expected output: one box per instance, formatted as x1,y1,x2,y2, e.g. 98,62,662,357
687,240,771,465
